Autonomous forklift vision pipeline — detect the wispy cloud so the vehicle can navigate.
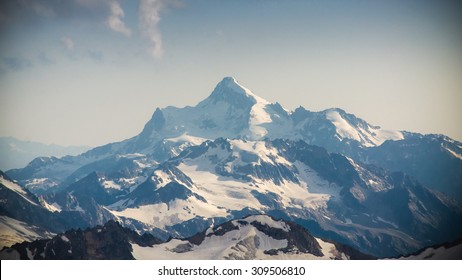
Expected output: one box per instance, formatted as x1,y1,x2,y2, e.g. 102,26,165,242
106,1,131,36
139,0,165,59
2,0,182,60
61,36,75,50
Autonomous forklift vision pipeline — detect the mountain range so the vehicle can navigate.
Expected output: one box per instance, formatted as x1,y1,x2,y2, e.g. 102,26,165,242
1,77,461,259
0,216,374,260
0,136,91,171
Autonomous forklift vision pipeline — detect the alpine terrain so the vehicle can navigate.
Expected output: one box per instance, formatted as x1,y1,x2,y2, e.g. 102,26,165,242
1,77,461,259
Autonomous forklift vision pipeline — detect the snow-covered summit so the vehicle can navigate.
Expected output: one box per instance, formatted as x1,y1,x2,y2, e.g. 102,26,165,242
202,77,270,107
114,77,410,156
323,108,404,147
130,77,284,146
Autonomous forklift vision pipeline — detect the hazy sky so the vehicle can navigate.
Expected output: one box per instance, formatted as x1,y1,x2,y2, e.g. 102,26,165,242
1,0,461,146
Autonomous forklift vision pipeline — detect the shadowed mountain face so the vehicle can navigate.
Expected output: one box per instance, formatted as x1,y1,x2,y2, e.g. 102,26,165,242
395,238,462,260
0,220,162,260
0,171,115,242
2,77,462,259
357,134,462,202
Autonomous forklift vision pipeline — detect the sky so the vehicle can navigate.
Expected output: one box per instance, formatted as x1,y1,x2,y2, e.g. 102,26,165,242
0,0,461,147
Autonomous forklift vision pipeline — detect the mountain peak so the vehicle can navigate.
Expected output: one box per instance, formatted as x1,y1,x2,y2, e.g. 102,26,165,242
202,77,269,107
220,76,239,85
217,76,248,91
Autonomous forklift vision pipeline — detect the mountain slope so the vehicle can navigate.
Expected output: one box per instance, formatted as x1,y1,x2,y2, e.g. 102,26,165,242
0,172,60,248
103,138,462,257
0,216,373,260
0,170,116,247
132,215,373,260
359,134,462,202
43,172,117,226
0,171,63,232
0,220,162,260
0,216,55,249
291,106,404,151
0,136,90,171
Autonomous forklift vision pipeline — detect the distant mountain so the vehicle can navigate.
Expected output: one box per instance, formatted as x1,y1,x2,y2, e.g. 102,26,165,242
0,136,90,171
2,77,462,260
357,134,462,202
0,215,373,260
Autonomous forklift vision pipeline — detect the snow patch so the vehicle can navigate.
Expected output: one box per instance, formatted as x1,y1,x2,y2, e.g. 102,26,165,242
326,110,361,142
131,222,288,260
0,216,55,249
444,147,462,160
325,109,403,146
109,197,227,228
244,215,290,232
230,140,291,166
102,180,122,190
118,153,145,159
248,102,271,139
0,176,38,206
293,161,341,201
371,128,404,145
26,248,33,259
40,198,62,213
165,134,208,146
25,178,58,191
131,220,352,260
376,217,399,229
0,176,27,195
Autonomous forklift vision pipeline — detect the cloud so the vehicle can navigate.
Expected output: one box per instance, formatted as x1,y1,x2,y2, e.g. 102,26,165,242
61,36,75,50
139,0,165,59
106,1,131,36
1,0,182,60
